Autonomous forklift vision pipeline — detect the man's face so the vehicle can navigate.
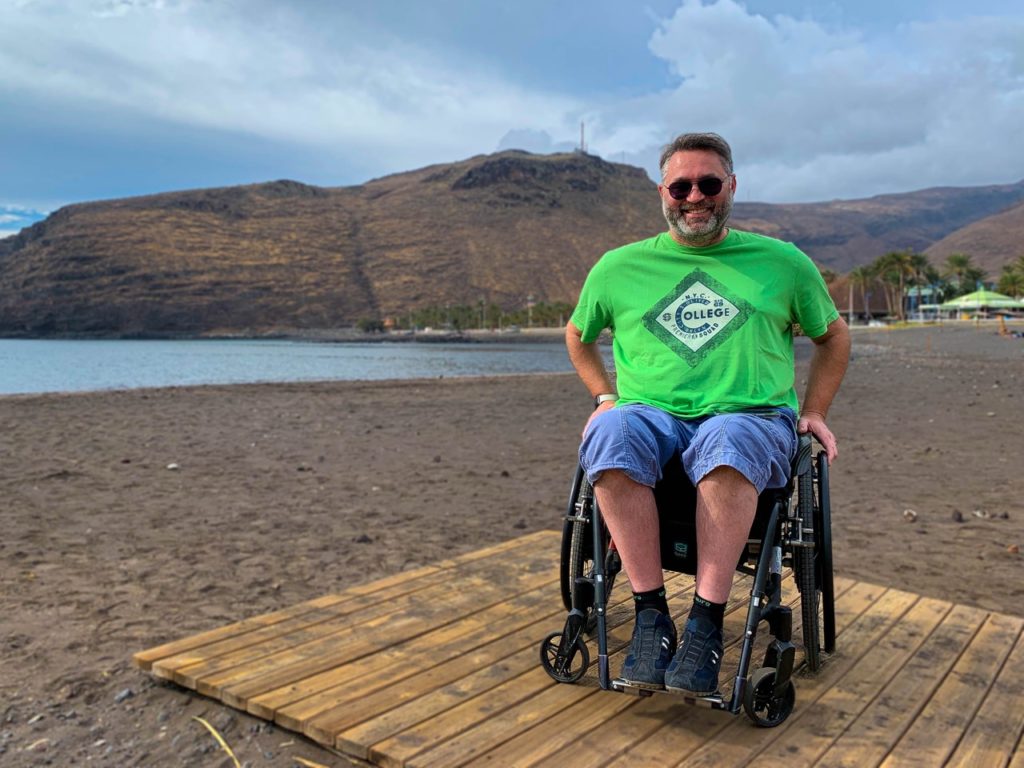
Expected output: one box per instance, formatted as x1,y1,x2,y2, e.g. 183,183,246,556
658,150,736,247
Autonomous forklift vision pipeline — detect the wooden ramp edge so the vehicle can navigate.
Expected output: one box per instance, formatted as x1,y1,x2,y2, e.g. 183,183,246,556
134,530,1024,768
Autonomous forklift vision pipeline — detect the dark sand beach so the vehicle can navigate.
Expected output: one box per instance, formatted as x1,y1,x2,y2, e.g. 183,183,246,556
2,323,1022,765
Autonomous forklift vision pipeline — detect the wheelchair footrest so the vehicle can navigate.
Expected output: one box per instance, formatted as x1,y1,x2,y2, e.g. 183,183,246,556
610,678,728,708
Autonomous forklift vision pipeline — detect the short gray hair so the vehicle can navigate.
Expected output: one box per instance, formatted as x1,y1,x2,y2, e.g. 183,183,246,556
659,133,733,179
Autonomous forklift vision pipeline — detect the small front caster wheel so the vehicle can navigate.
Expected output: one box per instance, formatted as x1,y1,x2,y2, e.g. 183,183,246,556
539,630,590,683
743,667,795,727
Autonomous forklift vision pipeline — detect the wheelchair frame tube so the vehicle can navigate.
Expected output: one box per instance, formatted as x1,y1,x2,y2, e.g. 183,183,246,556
591,496,612,689
730,501,782,713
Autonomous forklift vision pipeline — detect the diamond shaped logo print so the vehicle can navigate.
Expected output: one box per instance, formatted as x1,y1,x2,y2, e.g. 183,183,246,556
642,270,754,366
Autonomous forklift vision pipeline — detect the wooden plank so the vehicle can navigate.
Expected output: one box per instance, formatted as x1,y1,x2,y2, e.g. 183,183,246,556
332,576,669,760
135,533,537,671
303,613,564,746
214,552,559,708
672,584,920,768
519,577,858,768
256,578,563,725
813,603,994,767
459,681,639,768
751,595,953,766
312,574,694,748
164,540,556,698
333,573,704,757
552,578,880,768
150,533,550,683
423,575,772,768
133,593,351,670
945,626,1024,768
881,611,1024,767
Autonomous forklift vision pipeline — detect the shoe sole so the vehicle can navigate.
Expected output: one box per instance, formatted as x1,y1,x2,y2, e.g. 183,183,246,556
665,684,717,696
618,678,665,691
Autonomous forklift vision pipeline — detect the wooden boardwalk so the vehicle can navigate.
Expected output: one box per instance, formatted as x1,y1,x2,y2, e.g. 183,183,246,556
135,530,1024,767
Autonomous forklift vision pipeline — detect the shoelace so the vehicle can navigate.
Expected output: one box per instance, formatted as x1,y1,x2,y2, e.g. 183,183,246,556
680,628,719,669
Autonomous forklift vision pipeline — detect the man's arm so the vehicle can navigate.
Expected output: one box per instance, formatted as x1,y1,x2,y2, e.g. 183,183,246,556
566,321,616,434
799,316,851,463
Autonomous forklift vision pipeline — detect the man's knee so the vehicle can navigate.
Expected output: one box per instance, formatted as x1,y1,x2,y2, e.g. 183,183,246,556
580,405,675,487
593,467,640,492
699,465,755,491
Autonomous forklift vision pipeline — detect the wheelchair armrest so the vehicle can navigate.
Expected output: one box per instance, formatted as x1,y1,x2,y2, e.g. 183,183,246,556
791,433,813,477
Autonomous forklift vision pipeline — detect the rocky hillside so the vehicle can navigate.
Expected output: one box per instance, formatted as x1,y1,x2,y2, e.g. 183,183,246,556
0,152,662,335
1,149,1022,336
924,200,1024,275
731,181,1024,274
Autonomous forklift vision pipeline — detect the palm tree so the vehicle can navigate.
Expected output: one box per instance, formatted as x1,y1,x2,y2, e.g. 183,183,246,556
848,266,874,322
998,268,1024,298
874,251,915,320
942,253,974,295
907,252,931,318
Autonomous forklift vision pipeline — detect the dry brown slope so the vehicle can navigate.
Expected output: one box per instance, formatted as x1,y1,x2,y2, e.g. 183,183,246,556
924,200,1024,277
0,153,663,336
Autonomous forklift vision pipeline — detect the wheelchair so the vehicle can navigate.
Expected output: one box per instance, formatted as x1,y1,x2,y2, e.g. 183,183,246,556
538,434,835,727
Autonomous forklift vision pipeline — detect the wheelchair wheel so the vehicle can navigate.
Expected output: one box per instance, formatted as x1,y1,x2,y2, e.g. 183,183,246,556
743,667,795,727
815,453,836,654
794,468,823,672
560,467,591,612
540,630,590,683
560,472,617,628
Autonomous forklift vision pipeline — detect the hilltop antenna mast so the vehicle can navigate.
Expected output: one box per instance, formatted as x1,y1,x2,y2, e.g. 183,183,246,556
578,121,587,153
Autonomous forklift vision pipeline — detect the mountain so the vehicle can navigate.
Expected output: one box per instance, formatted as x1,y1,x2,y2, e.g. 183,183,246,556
1,149,1022,336
0,152,662,336
731,181,1024,274
924,200,1024,275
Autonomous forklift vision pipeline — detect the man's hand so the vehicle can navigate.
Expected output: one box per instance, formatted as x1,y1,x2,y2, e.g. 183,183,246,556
582,399,616,438
798,410,837,463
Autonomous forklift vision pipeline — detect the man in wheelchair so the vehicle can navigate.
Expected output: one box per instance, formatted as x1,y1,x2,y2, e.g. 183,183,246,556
565,132,849,697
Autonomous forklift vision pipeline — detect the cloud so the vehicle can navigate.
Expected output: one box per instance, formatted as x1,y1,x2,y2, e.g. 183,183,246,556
574,0,1024,201
496,129,578,154
0,0,581,178
0,205,46,237
2,0,1022,206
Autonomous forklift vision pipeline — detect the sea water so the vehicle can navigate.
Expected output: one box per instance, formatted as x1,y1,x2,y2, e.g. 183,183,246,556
0,338,585,395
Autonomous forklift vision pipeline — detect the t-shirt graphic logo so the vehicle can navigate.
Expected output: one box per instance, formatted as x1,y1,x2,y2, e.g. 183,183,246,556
642,269,754,366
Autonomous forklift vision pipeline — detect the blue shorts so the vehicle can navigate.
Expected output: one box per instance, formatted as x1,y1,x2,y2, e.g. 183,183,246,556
580,404,797,493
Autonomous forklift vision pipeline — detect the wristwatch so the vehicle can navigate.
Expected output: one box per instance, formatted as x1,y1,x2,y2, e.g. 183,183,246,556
593,393,619,407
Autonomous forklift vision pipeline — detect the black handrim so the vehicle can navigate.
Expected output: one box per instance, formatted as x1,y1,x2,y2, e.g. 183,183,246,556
816,453,836,654
795,469,822,672
560,466,590,612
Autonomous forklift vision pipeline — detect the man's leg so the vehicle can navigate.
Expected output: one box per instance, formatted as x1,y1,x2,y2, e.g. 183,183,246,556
592,470,662,592
581,405,684,689
665,409,796,695
694,466,758,602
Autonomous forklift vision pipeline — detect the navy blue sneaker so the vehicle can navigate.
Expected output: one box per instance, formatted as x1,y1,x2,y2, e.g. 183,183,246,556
619,609,677,690
665,616,724,696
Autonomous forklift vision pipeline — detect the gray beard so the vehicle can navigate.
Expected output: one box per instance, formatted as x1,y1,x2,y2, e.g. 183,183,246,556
663,196,733,247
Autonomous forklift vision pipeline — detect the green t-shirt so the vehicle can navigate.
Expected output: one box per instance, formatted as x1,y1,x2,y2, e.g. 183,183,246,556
570,229,839,418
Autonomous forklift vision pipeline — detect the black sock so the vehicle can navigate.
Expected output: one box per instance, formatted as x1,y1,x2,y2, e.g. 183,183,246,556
688,592,726,630
633,587,669,617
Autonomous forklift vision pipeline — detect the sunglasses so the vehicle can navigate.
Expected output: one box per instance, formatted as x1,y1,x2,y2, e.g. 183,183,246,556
665,176,729,200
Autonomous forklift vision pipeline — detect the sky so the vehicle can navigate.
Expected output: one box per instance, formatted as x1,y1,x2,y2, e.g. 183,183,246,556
2,0,1024,237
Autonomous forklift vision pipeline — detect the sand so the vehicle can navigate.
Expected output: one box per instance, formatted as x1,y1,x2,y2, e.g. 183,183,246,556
1,323,1022,765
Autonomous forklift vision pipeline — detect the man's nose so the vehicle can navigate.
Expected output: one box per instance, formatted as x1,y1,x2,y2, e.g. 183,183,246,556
684,185,706,202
